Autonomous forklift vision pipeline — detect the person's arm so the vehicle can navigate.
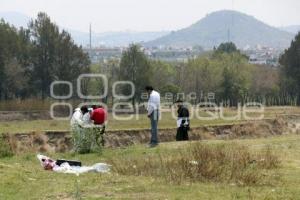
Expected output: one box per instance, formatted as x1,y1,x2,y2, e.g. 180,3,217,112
147,94,154,117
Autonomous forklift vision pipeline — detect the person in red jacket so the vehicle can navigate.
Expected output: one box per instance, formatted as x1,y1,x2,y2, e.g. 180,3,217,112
91,105,107,125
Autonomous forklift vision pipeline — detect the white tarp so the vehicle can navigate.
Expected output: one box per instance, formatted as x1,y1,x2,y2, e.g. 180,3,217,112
37,154,111,175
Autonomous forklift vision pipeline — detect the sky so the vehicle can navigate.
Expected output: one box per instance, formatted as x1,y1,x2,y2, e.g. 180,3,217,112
0,0,300,32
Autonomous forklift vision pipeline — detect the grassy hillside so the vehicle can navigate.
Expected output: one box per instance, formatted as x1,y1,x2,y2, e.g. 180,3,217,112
147,10,294,48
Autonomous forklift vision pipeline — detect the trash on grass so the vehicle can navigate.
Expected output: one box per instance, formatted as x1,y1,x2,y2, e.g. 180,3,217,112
37,154,111,175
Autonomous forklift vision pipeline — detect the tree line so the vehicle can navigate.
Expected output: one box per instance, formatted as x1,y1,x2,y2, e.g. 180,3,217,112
0,12,90,100
113,41,299,106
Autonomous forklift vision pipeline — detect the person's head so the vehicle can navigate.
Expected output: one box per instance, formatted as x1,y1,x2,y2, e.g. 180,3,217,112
175,99,184,108
145,86,154,95
80,106,88,114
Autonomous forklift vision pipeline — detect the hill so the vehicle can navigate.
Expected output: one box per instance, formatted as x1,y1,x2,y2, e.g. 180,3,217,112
0,11,30,28
280,25,300,34
0,11,169,47
146,10,294,49
68,30,169,47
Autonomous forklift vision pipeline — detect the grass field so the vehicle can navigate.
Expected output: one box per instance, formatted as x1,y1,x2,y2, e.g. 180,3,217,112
1,107,300,199
1,107,300,134
1,134,300,199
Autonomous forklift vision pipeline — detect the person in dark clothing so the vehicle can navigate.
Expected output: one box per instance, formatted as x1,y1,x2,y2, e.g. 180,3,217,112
175,100,190,141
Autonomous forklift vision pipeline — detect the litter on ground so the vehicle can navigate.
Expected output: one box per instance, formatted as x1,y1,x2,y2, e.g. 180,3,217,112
37,154,111,175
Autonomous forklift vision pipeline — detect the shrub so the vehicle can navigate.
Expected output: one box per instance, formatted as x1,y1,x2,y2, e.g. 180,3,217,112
0,135,14,158
72,126,104,154
110,142,280,185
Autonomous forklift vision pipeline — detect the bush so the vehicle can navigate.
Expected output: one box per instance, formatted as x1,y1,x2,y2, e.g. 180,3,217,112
0,135,14,158
110,143,280,185
72,126,104,154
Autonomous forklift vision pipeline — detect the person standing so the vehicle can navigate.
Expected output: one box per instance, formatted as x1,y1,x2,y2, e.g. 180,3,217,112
175,100,190,141
145,86,160,147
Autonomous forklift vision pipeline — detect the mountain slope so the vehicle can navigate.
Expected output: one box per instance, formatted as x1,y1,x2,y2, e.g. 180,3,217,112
146,10,294,48
68,30,170,47
0,11,30,28
0,11,169,47
280,25,300,34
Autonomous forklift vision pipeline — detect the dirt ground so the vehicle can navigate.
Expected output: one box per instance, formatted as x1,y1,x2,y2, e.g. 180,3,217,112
3,116,300,154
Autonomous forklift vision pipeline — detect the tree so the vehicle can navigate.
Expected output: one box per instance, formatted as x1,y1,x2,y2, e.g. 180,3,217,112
3,60,28,99
29,13,60,98
279,32,300,105
219,53,252,106
0,19,25,99
150,60,176,91
105,59,120,104
53,30,90,96
216,42,238,54
185,56,222,102
119,44,152,105
29,12,90,98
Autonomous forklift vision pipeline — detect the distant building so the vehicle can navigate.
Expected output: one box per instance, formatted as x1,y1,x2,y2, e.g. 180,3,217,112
84,47,123,63
242,44,283,67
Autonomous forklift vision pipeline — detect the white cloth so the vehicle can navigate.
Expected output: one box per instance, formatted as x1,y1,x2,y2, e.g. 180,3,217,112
82,112,92,124
147,90,160,115
177,119,182,128
37,154,111,176
70,108,83,127
177,117,189,128
53,162,111,175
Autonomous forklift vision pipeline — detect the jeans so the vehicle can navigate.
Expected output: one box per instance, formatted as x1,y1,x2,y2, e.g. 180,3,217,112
150,110,159,144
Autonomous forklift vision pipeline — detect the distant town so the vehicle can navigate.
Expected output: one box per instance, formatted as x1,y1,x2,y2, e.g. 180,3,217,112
84,44,283,66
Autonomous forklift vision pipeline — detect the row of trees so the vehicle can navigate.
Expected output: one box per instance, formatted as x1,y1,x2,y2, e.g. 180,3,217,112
110,40,299,106
0,13,90,100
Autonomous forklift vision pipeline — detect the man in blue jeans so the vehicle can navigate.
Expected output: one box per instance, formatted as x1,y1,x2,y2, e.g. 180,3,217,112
145,86,160,147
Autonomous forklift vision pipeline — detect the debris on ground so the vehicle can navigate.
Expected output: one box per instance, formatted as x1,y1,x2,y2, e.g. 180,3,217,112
37,154,111,175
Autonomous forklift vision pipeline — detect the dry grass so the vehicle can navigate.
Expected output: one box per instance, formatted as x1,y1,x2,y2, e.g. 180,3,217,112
0,135,13,158
0,98,51,111
110,142,280,186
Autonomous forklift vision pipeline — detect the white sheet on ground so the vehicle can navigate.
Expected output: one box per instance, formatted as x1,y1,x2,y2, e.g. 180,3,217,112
37,154,111,175
53,162,111,174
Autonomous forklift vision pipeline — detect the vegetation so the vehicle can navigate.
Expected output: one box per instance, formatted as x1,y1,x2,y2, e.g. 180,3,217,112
0,135,13,158
111,142,279,185
215,42,239,54
1,134,300,199
0,13,90,100
119,44,152,105
279,32,300,105
114,40,299,106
